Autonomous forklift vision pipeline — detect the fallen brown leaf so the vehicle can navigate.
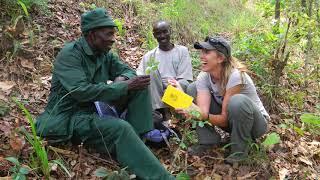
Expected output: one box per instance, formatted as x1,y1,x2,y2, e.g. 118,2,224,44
9,132,26,152
20,58,35,71
279,168,289,180
0,81,16,95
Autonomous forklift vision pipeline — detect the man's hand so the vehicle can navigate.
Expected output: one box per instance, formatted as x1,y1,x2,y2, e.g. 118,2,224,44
126,75,150,91
114,76,128,82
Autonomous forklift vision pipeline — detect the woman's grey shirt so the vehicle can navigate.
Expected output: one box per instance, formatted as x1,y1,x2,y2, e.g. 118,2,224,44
196,69,269,118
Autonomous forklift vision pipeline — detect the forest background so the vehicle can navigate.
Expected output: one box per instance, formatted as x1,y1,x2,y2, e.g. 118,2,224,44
0,0,319,179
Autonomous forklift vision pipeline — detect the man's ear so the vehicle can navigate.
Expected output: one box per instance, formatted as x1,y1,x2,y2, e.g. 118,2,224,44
88,30,96,41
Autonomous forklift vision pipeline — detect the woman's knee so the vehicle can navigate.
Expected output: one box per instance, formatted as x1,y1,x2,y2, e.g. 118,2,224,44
227,94,251,112
227,94,255,124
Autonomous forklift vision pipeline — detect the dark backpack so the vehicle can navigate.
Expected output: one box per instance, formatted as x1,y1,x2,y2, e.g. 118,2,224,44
94,101,180,148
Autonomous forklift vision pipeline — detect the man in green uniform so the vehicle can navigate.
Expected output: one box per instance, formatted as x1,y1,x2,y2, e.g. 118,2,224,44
36,8,174,180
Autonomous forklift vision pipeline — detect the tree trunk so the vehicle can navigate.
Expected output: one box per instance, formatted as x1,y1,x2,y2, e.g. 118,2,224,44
274,0,281,34
301,0,307,10
304,0,313,90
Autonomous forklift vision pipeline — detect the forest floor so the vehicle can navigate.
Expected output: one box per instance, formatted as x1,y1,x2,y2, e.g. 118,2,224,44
0,0,319,179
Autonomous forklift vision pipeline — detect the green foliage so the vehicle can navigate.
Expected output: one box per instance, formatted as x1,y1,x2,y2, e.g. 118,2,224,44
13,98,50,178
300,113,320,135
5,156,30,180
51,159,71,178
190,51,201,78
79,2,97,11
143,29,157,50
94,167,130,179
145,56,159,75
262,132,281,148
159,0,258,43
17,0,29,18
242,132,281,165
0,100,10,117
246,142,269,165
1,0,48,18
176,172,190,180
114,19,126,37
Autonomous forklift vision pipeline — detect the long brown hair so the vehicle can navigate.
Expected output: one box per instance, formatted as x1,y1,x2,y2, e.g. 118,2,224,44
217,51,247,96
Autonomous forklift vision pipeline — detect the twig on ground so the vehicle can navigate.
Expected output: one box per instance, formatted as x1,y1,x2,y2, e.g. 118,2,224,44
75,142,83,179
82,152,119,169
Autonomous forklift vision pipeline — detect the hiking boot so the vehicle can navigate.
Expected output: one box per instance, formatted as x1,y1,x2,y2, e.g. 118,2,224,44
187,144,216,156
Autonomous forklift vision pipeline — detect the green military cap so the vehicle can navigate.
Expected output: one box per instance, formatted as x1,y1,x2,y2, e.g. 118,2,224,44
81,8,116,33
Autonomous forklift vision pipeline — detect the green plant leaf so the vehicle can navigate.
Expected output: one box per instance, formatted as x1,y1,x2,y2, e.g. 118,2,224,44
19,167,30,175
5,157,20,166
176,172,190,180
262,132,280,148
292,125,304,136
52,159,71,177
17,0,29,17
13,173,26,180
198,121,205,127
301,113,320,125
119,168,130,179
94,167,109,177
179,142,187,149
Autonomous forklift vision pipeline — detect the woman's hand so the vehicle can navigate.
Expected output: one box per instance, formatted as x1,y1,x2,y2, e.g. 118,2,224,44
175,103,207,121
175,108,191,119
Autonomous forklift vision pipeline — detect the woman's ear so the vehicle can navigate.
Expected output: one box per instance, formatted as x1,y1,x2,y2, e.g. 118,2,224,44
217,54,225,63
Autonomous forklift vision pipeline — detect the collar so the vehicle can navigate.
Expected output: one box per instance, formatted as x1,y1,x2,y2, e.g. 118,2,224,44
80,36,94,56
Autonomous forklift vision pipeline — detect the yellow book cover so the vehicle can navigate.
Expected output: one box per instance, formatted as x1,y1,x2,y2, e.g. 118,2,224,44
162,85,193,109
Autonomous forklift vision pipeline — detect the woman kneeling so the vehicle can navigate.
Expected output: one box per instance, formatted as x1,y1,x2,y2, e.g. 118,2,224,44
175,36,269,164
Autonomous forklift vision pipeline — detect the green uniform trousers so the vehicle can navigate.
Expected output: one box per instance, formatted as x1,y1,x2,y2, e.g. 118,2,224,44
187,83,268,157
72,89,174,180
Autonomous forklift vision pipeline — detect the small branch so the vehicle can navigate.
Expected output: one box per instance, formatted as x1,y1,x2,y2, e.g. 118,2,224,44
82,152,119,169
75,142,83,180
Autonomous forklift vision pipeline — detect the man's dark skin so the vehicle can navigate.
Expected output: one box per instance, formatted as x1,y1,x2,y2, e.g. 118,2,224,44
153,21,174,51
86,26,150,89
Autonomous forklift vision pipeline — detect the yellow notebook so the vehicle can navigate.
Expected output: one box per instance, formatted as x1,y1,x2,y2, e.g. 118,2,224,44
162,85,193,109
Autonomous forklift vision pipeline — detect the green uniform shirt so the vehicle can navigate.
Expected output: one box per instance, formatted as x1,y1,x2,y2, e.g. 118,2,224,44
36,36,136,140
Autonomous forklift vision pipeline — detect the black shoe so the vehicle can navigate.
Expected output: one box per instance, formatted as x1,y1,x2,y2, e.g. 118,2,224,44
187,144,216,156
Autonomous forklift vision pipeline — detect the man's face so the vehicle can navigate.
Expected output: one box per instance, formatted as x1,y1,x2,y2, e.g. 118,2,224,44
91,27,116,53
153,23,171,46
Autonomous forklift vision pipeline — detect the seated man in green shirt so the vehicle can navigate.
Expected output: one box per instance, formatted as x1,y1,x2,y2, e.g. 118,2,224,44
36,8,174,180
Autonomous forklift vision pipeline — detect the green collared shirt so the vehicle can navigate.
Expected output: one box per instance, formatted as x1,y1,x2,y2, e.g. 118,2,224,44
36,36,136,138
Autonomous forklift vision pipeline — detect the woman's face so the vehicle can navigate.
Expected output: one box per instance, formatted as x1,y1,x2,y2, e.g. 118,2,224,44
199,49,224,72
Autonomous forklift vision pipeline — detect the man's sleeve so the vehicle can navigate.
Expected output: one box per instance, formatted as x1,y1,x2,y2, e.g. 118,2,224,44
177,47,193,81
54,52,129,102
108,53,136,80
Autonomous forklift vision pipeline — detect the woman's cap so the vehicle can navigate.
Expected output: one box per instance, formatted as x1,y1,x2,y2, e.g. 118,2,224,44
194,36,231,58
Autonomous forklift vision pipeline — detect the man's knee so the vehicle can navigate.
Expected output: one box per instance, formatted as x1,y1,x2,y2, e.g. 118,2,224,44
178,79,190,92
112,120,134,133
186,82,197,98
